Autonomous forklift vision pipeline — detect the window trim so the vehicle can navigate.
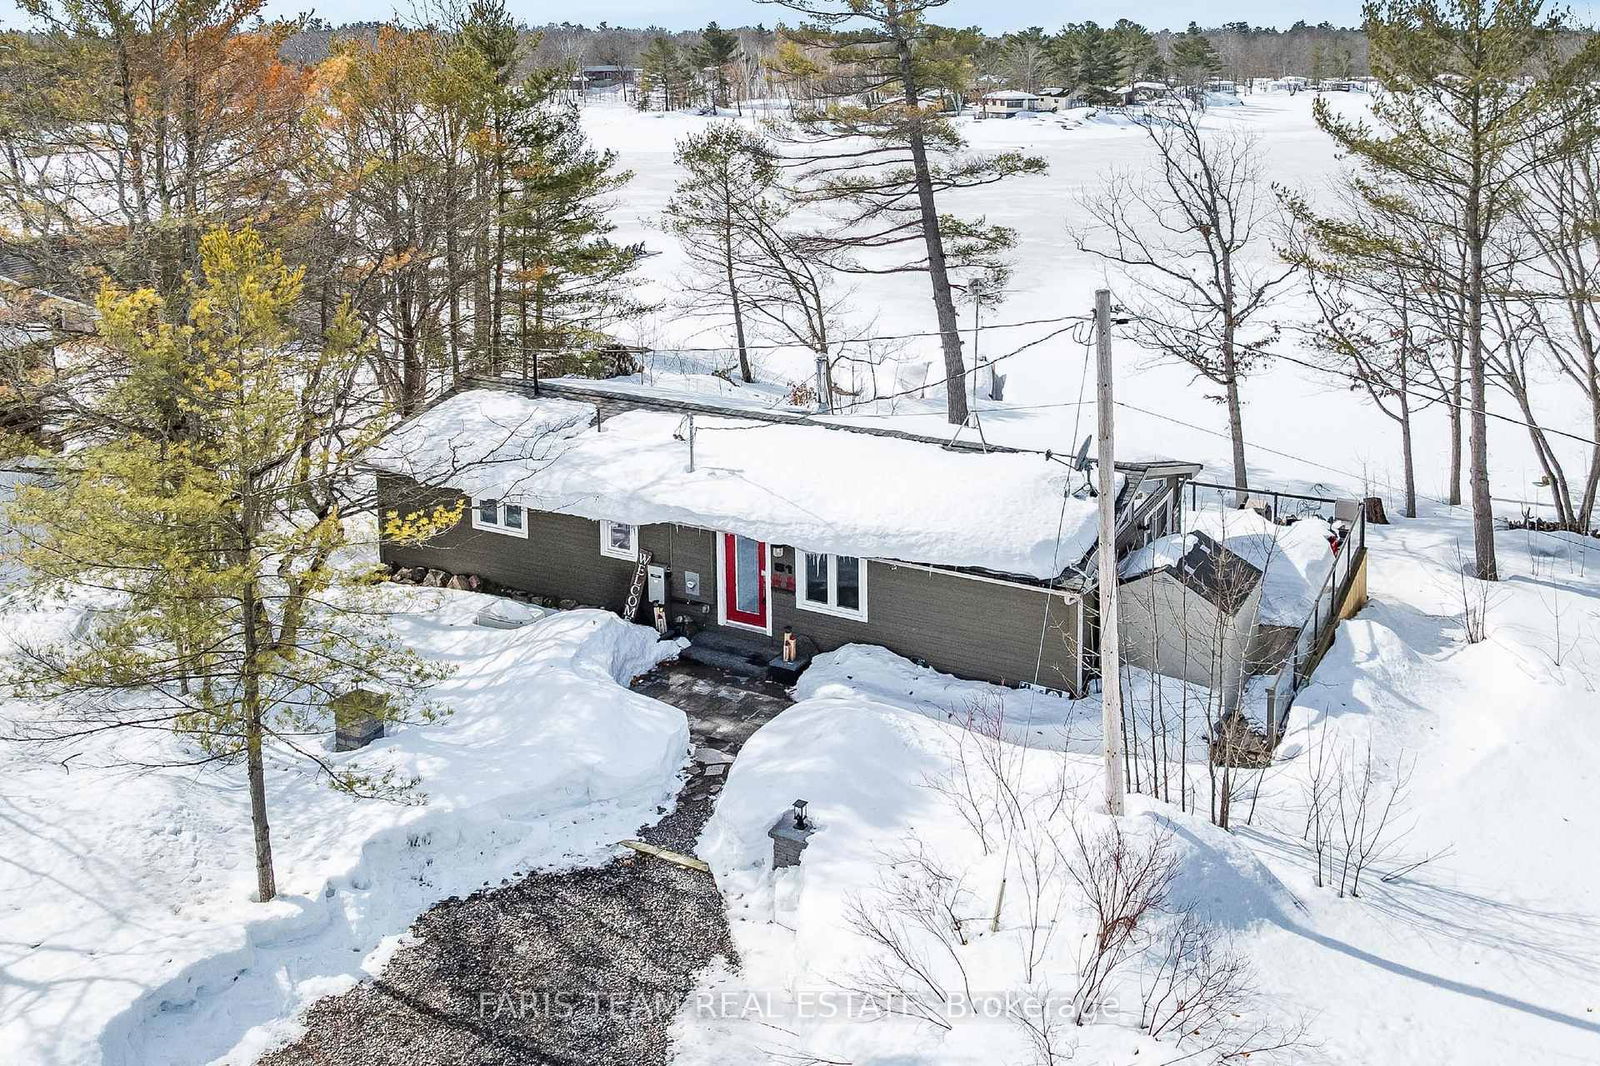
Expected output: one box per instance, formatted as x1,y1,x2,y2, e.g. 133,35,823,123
599,520,639,561
795,550,868,621
470,497,529,538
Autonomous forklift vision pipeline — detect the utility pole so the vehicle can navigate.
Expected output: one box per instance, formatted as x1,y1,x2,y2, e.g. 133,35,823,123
1095,288,1127,817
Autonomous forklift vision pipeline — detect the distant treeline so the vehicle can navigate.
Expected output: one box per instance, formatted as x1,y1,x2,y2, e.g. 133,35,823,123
279,19,1375,85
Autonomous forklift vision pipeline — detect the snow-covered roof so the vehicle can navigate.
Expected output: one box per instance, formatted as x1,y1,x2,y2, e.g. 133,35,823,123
370,389,1103,580
983,90,1043,101
1120,530,1262,614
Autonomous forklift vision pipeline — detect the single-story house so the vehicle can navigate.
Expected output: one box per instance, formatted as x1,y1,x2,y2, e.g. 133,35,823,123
1036,87,1079,111
368,382,1203,694
579,65,638,89
1130,81,1177,103
979,90,1046,117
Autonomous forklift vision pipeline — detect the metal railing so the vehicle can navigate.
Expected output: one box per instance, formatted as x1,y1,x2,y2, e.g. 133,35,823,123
1178,479,1369,741
1266,505,1368,739
1185,478,1347,523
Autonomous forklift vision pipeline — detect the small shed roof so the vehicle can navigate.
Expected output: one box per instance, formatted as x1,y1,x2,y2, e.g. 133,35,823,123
369,388,1107,580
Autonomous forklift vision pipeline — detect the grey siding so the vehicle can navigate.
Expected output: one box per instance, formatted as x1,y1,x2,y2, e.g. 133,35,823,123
377,475,1084,692
769,558,1081,691
378,475,638,610
1118,571,1261,710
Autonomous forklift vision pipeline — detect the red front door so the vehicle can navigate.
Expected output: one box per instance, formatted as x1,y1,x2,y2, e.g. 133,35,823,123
722,533,768,630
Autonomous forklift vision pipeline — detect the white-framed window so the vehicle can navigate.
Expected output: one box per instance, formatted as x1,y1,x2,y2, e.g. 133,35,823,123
797,551,867,621
471,497,528,538
600,520,639,561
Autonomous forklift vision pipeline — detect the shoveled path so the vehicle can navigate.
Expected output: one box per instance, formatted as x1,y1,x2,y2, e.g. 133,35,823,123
259,659,790,1066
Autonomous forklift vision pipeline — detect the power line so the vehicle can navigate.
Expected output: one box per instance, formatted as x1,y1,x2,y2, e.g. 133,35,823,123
832,320,1092,414
684,324,1094,434
1125,313,1600,449
1113,397,1598,546
493,311,1094,356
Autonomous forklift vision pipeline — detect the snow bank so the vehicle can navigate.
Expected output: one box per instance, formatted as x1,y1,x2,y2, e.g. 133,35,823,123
795,643,1097,747
0,588,688,1066
370,388,1102,579
691,646,1299,1065
1186,509,1336,626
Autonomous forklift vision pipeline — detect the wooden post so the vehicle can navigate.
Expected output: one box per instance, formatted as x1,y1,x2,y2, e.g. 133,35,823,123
1096,289,1127,817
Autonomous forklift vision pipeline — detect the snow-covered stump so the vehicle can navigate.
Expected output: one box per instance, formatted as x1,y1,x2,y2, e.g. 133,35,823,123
767,800,817,869
331,689,389,752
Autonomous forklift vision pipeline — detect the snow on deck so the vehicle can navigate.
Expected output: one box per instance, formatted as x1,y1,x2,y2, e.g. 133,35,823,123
371,388,1102,579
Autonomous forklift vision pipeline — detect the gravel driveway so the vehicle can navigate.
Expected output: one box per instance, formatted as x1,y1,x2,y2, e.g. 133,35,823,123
259,659,789,1066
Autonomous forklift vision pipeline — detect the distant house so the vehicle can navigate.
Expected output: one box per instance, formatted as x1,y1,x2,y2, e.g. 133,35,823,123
979,90,1046,117
1130,81,1177,103
369,380,1204,694
580,65,638,90
1036,87,1081,111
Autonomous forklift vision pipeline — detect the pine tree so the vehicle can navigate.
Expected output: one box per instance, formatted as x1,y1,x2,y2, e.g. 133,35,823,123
1170,22,1223,87
638,36,692,111
502,98,650,374
2,227,457,903
1312,0,1600,580
459,0,524,370
1059,21,1123,104
1109,19,1161,85
664,125,780,382
697,22,741,108
765,0,1046,425
1000,26,1052,92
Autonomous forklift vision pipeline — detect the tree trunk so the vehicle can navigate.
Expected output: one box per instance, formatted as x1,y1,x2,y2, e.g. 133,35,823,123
731,284,752,383
1580,384,1600,530
180,32,202,280
492,109,506,371
446,139,462,383
242,589,276,903
1398,345,1417,519
892,25,968,425
1447,323,1464,506
720,211,753,382
473,165,491,370
1222,360,1249,507
1465,178,1498,580
1398,387,1418,519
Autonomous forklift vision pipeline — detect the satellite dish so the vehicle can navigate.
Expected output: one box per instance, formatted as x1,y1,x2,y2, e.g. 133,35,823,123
1072,434,1093,472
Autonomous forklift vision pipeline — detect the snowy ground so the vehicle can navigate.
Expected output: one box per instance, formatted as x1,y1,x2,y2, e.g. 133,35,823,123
6,90,1600,1066
0,587,690,1066
584,91,1590,515
670,506,1600,1066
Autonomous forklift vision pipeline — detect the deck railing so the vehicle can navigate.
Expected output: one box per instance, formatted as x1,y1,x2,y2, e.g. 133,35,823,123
1266,505,1368,740
1180,479,1370,740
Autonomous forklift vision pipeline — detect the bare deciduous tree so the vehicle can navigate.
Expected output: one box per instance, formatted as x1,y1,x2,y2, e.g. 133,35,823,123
1072,103,1292,503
